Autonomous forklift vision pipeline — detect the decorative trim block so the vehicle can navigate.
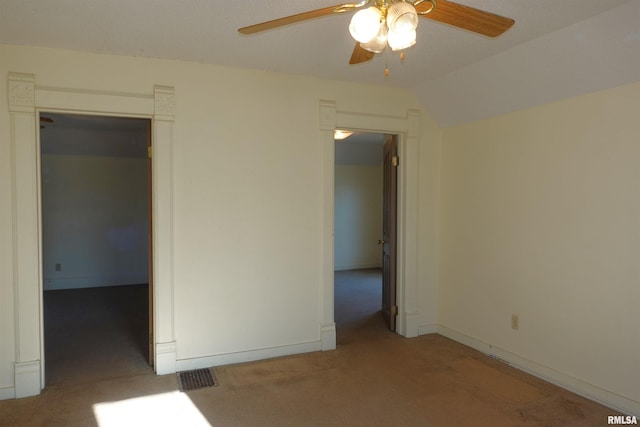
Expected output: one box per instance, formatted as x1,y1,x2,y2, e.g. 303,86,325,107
402,312,420,338
155,341,177,375
14,360,41,398
321,322,336,351
8,73,35,112
407,109,420,138
154,86,175,120
319,100,336,131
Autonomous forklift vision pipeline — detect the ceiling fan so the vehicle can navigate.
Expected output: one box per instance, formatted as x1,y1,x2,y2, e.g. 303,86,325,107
238,0,514,67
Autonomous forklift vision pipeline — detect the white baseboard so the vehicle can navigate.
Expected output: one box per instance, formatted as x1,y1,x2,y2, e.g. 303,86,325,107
14,360,41,398
0,386,16,400
423,324,640,417
334,263,381,271
175,340,321,372
43,273,149,290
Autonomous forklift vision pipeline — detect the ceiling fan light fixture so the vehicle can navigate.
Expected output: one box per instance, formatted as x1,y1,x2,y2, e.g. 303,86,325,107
361,24,388,53
386,2,419,33
349,7,382,43
388,28,416,51
238,0,515,68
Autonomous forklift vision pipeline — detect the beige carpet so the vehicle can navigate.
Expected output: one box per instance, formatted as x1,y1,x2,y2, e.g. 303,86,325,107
0,270,620,426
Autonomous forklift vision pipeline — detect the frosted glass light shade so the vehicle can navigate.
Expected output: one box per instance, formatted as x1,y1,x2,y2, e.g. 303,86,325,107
387,2,418,33
388,28,416,51
349,7,382,43
361,24,388,53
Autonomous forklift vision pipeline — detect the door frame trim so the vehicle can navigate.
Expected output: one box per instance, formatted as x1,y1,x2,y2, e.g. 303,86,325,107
8,73,177,398
319,101,421,345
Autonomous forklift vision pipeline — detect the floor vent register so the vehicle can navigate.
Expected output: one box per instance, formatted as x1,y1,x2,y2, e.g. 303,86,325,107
178,368,218,391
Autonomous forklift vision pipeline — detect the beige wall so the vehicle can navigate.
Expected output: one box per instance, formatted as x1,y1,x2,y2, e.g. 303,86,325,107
5,42,635,414
0,44,440,394
41,154,149,290
334,165,383,271
439,82,640,409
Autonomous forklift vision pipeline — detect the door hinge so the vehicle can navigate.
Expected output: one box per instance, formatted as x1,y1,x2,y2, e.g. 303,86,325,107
392,155,399,167
391,305,398,316
147,146,152,159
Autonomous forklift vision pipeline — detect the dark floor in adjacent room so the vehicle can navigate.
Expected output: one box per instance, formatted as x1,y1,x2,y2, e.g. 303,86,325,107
44,284,152,386
0,269,619,426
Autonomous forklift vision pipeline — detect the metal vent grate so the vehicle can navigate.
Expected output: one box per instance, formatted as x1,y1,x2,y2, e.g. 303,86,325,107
178,368,218,391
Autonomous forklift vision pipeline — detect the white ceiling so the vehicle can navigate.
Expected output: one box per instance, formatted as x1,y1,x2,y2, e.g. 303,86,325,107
1,0,637,126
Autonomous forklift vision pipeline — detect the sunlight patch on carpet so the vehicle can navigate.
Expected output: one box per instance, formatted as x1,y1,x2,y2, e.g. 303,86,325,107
93,391,211,426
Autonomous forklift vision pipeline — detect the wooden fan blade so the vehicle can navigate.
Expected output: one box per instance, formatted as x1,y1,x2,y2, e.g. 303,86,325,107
419,0,514,37
238,5,347,34
349,43,375,65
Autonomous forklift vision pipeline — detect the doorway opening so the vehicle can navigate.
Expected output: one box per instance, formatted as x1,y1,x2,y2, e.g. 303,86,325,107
39,113,153,386
333,132,397,344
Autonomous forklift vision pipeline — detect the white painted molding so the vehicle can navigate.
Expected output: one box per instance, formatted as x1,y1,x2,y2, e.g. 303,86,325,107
402,312,420,338
321,103,421,339
8,73,42,397
320,322,336,351
8,73,35,112
154,86,175,120
14,361,41,399
432,325,640,417
336,110,407,133
396,109,420,337
7,73,177,396
155,341,177,375
319,100,336,131
176,341,322,372
407,109,420,138
152,86,176,371
35,86,154,115
319,100,337,352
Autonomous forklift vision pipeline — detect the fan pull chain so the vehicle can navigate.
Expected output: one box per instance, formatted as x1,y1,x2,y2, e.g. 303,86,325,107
384,47,390,77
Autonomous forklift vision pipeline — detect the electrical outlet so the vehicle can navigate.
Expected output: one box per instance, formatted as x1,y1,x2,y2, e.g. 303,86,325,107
55,263,62,272
511,314,519,330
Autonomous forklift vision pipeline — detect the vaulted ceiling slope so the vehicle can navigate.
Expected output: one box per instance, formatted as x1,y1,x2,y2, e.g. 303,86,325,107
0,0,637,127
